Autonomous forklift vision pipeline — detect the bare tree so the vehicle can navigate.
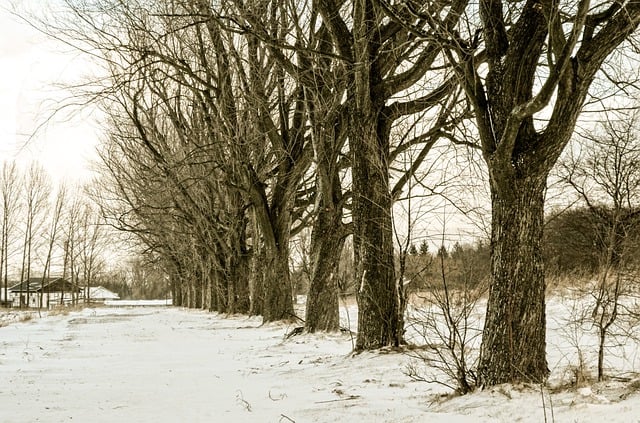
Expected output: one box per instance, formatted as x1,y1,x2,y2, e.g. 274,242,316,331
77,201,106,304
228,0,471,338
19,164,50,308
39,183,66,311
445,0,640,385
301,0,470,349
0,161,21,306
560,109,640,381
40,0,259,315
62,195,86,306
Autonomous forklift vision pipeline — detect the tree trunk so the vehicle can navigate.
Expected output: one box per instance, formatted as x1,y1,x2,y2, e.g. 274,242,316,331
195,277,203,309
348,0,402,349
249,246,264,316
262,245,294,322
225,258,235,314
227,211,250,314
351,110,400,350
231,252,250,314
209,264,222,313
181,281,188,307
171,272,181,306
478,173,548,385
186,280,193,308
305,204,344,332
598,327,606,381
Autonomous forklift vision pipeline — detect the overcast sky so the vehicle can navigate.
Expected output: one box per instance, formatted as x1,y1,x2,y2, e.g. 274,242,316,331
0,5,100,182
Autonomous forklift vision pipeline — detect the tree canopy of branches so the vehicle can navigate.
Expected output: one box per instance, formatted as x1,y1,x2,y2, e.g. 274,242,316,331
41,0,468,339
25,0,640,387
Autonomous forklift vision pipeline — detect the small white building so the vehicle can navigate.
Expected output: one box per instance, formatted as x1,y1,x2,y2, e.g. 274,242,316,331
86,286,120,303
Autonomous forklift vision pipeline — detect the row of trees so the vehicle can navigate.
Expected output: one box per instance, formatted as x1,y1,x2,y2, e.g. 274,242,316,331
91,259,171,301
33,0,640,387
0,161,106,307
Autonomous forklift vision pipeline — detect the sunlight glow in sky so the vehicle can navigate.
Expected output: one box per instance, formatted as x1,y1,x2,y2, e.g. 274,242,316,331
0,6,100,182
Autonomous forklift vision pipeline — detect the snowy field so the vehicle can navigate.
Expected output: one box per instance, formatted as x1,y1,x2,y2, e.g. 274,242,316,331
1,297,639,422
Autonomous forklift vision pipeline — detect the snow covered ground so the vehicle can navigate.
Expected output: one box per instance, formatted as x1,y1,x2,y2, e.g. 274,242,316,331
0,297,639,422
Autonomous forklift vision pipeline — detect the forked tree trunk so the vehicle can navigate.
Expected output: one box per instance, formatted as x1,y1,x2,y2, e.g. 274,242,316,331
478,173,548,385
305,204,344,332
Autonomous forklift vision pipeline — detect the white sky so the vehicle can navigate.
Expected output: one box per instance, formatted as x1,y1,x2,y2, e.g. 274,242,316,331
0,5,100,182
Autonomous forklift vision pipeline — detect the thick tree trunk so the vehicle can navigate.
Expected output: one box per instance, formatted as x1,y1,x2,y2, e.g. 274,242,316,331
262,245,294,322
478,173,548,385
305,204,344,332
351,110,401,350
349,0,402,350
229,212,251,314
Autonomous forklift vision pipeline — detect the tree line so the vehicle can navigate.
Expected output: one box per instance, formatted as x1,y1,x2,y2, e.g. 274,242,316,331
0,162,106,307
27,0,640,388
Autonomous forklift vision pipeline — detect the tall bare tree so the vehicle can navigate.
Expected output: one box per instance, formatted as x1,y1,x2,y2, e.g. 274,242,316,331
446,1,640,385
77,202,105,303
39,184,66,310
312,0,468,349
0,161,21,305
19,163,50,308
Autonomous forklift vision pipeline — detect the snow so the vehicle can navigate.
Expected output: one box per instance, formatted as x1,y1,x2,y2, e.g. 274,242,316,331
1,298,639,422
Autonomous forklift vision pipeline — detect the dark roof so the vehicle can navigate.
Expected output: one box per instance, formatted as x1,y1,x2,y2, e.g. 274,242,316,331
9,278,81,293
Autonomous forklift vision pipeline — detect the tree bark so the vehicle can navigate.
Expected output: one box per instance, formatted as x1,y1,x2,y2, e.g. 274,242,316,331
230,252,251,314
478,171,548,385
352,109,401,350
249,230,264,316
465,0,631,386
345,0,402,350
305,203,344,332
304,98,346,331
214,263,226,313
262,245,295,322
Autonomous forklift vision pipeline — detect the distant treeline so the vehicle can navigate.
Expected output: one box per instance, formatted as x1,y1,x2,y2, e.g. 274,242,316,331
292,205,640,294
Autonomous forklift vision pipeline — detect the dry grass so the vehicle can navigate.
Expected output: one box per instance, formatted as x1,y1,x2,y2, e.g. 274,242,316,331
0,311,36,327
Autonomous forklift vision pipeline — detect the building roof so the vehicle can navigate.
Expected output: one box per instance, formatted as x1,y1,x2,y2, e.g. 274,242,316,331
88,286,120,300
9,278,81,293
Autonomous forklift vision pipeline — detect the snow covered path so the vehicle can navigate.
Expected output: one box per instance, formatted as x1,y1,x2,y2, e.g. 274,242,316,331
1,305,639,422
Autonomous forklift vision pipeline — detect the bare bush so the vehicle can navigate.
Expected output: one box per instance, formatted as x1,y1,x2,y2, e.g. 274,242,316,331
404,249,486,395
